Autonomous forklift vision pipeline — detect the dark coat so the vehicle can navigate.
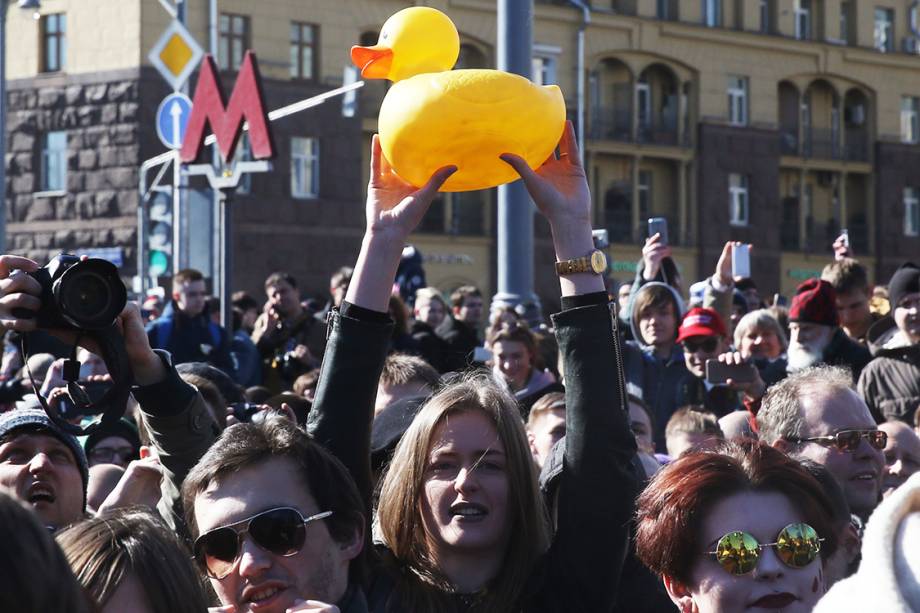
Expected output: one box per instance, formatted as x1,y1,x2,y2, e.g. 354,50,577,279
857,316,920,423
435,316,480,373
145,302,234,374
820,327,873,383
409,320,449,372
308,297,638,612
674,373,742,418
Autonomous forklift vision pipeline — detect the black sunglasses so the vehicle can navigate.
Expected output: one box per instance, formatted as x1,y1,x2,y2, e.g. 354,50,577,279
790,429,887,453
194,507,333,579
682,337,720,354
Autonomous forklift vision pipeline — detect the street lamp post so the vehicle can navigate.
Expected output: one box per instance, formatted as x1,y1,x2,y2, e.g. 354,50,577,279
492,0,538,318
1,0,42,253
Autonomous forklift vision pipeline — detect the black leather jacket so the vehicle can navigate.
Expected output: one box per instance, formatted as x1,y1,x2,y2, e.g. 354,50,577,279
307,294,638,612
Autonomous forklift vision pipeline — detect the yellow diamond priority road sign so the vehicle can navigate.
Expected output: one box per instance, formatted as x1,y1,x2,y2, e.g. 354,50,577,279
148,20,204,92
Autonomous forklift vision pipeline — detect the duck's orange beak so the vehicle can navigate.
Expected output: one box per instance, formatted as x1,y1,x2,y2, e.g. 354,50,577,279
351,45,394,80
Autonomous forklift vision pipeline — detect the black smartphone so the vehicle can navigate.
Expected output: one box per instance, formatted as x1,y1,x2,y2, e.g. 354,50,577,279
648,217,668,245
230,402,261,422
705,360,757,385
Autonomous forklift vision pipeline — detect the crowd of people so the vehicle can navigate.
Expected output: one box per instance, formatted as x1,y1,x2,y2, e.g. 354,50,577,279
0,122,918,612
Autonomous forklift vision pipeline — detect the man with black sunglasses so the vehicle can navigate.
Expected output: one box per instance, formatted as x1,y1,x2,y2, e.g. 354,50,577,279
182,416,368,613
757,365,885,522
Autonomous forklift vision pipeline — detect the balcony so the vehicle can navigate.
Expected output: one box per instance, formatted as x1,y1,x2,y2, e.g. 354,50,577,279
802,128,840,160
638,119,678,146
589,107,632,142
589,108,681,147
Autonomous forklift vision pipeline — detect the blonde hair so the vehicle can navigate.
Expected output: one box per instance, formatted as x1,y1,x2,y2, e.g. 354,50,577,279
376,373,550,612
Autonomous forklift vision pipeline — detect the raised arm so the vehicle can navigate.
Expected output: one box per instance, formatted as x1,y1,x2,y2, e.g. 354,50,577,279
502,123,638,611
307,136,455,510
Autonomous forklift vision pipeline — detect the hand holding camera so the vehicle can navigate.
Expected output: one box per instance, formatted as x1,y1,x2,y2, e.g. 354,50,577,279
0,253,168,434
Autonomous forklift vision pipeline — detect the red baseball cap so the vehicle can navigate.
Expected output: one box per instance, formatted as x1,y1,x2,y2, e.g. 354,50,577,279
677,307,728,343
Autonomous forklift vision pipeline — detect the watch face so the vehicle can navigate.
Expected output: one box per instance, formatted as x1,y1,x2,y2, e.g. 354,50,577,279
591,250,607,274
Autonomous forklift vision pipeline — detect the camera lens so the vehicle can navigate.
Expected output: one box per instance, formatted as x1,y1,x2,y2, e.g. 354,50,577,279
54,259,127,330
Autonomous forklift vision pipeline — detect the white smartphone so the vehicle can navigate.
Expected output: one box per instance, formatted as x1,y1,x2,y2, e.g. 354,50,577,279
732,244,751,279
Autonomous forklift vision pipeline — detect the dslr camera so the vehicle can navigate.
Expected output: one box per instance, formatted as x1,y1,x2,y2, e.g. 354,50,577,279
20,254,126,330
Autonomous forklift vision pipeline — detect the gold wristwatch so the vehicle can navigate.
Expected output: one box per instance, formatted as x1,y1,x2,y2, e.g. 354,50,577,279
555,249,607,276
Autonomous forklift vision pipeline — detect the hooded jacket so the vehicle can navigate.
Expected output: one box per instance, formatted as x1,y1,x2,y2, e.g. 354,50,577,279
625,281,688,451
857,316,920,424
815,472,920,613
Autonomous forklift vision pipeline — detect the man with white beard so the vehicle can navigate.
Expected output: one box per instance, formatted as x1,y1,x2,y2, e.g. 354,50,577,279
787,278,872,383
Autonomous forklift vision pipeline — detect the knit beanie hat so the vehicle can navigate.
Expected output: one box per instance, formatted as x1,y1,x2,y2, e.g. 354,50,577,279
789,278,839,327
0,409,89,509
888,263,920,311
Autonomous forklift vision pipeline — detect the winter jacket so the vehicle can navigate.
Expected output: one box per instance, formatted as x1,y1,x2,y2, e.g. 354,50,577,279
435,316,480,373
409,320,449,372
252,308,324,392
308,296,638,612
857,316,920,424
673,373,742,418
230,329,262,387
818,327,872,383
132,350,221,539
625,281,689,451
146,302,234,374
815,472,920,613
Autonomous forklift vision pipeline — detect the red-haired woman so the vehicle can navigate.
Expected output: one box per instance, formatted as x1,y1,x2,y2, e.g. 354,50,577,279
636,440,838,612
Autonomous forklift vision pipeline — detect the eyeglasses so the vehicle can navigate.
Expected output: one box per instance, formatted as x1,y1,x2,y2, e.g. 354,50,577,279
790,429,887,452
682,337,720,354
708,523,823,575
87,446,136,465
193,507,333,579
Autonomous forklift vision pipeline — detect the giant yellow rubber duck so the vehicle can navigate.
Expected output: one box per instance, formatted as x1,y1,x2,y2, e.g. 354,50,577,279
351,7,566,192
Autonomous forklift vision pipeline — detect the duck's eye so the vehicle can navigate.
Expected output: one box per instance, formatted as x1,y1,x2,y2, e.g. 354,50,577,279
382,31,389,40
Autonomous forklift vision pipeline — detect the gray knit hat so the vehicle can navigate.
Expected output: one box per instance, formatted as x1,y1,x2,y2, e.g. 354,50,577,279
0,409,90,508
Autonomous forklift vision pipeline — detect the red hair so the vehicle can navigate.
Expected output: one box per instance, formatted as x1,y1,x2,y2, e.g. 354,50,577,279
635,440,838,583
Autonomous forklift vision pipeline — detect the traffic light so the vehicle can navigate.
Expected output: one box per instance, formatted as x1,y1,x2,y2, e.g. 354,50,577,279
148,188,172,278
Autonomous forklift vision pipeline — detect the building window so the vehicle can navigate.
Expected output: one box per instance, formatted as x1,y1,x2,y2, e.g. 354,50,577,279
638,171,652,223
291,137,319,199
637,80,651,130
703,0,722,27
729,174,749,226
532,56,557,86
794,0,811,40
40,13,66,72
905,188,920,237
219,13,249,70
41,131,67,192
902,97,920,144
727,76,748,126
874,8,894,52
290,22,317,80
840,1,852,43
657,0,677,20
759,0,773,33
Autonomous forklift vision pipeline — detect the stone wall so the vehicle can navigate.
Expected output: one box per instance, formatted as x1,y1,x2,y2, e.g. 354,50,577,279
875,142,920,282
5,70,144,273
696,123,782,296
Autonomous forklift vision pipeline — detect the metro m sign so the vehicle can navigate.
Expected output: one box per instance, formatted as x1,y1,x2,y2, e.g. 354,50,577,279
180,51,275,164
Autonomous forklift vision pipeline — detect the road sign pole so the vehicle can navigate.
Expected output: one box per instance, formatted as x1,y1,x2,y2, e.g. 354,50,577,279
219,189,232,329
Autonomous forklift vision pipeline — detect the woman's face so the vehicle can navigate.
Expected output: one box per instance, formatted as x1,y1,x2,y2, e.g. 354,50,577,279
739,325,783,361
420,410,510,561
667,490,825,613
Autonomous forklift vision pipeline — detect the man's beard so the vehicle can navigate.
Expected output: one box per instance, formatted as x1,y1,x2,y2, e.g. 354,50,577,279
787,333,831,372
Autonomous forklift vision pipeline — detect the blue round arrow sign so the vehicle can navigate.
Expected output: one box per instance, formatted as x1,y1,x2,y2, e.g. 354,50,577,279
155,93,193,150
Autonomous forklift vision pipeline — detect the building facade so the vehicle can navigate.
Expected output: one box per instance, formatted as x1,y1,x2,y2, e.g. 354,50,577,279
4,0,920,312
